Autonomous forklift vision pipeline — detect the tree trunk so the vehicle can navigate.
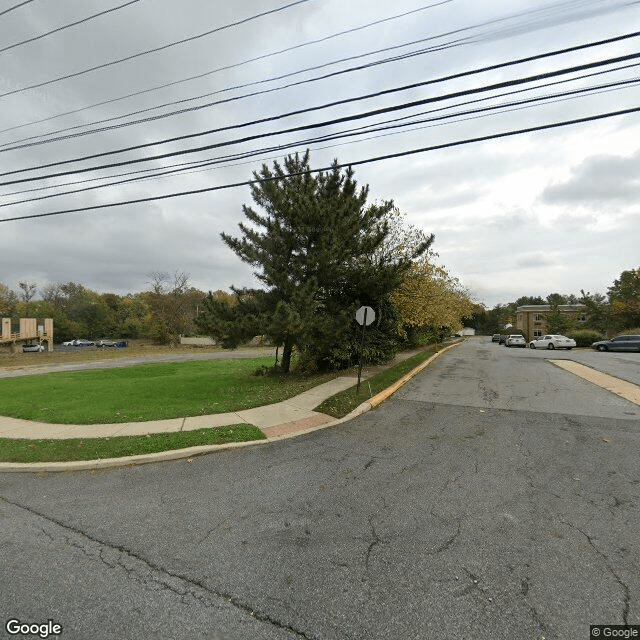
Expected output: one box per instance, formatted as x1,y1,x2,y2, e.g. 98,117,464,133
281,335,293,373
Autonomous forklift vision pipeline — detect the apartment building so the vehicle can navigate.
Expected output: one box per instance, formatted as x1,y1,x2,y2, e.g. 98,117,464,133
515,304,586,341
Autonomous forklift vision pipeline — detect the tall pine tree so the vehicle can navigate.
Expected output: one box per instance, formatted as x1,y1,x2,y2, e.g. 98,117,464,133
197,151,430,372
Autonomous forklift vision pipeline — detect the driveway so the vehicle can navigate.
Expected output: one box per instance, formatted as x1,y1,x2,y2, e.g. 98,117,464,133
1,337,638,639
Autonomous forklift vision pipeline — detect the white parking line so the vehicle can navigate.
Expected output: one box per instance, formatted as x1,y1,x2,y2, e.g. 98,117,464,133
549,360,640,406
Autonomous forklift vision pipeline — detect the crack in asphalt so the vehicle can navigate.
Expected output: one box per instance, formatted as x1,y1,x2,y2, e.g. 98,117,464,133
563,519,630,625
1,495,316,640
364,515,382,570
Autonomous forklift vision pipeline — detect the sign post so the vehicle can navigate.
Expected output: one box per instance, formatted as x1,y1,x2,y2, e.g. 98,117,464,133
355,306,375,392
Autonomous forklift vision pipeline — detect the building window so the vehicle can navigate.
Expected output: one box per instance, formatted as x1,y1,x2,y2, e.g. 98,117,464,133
533,330,542,337
533,314,543,322
579,314,587,322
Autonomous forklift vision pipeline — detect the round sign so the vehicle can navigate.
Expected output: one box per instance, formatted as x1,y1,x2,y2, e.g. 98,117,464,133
355,306,375,326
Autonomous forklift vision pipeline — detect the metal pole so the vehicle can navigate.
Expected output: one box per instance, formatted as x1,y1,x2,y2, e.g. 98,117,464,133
357,307,368,392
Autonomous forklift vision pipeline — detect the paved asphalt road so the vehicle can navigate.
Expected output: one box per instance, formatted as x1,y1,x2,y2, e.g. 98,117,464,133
1,337,639,639
0,347,278,378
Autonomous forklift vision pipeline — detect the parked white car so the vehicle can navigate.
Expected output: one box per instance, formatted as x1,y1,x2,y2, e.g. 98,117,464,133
505,334,526,347
23,343,45,352
528,334,576,350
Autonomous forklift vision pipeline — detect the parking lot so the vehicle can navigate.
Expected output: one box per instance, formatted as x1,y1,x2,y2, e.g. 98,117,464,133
489,337,640,387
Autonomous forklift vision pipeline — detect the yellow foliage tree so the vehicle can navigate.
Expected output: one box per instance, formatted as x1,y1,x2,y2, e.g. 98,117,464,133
392,255,474,336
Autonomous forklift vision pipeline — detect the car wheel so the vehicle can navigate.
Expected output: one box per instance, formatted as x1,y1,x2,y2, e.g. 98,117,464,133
529,343,536,349
597,345,607,352
547,343,555,350
567,348,573,350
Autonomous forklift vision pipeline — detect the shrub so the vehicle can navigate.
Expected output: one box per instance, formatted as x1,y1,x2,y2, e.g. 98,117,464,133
566,329,605,347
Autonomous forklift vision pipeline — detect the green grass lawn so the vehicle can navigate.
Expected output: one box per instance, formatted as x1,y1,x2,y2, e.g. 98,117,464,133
0,357,338,424
0,424,265,463
315,346,436,418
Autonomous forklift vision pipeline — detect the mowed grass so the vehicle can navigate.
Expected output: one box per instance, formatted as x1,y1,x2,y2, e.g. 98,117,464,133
315,346,436,418
0,357,339,424
0,424,265,463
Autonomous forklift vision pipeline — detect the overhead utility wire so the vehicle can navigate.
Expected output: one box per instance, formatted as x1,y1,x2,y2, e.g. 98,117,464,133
3,54,639,191
2,54,640,192
0,39,472,151
3,77,638,209
0,0,313,99
2,106,638,224
5,61,638,198
9,58,638,200
0,1,141,54
0,38,469,150
1,31,638,178
0,0,35,17
0,0,605,137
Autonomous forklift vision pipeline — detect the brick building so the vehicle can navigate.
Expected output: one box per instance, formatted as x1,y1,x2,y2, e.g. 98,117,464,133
515,305,587,341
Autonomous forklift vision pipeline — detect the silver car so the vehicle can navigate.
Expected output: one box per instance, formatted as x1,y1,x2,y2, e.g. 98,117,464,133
23,343,45,352
528,334,576,350
505,334,526,348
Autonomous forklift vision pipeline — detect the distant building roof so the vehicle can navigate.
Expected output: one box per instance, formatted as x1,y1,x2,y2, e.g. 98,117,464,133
516,304,586,312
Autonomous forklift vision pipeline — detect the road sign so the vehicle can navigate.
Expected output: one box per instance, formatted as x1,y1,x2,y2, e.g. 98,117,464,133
355,306,375,326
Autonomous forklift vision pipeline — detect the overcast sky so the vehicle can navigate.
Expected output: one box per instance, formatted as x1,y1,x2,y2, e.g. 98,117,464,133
1,0,639,307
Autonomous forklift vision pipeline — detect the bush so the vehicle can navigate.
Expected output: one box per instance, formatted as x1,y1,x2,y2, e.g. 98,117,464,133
621,327,640,335
566,329,605,347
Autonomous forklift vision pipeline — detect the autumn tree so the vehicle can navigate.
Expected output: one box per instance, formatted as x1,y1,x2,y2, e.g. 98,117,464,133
17,281,37,315
608,267,640,330
145,270,194,346
392,254,474,340
0,283,17,316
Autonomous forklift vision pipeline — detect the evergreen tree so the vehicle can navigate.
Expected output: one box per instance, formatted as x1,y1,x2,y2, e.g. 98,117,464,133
197,152,430,372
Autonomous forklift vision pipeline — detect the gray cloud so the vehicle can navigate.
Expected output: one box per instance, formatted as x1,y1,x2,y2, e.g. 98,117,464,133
1,0,640,307
540,149,640,206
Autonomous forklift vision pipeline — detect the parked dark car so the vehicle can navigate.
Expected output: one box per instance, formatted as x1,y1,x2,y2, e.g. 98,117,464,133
591,335,640,352
491,334,501,342
499,334,508,344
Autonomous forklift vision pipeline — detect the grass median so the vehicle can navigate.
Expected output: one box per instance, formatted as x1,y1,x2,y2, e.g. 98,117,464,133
0,424,265,463
315,345,436,418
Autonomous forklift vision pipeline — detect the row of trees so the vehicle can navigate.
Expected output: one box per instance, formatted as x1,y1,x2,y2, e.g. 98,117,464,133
468,267,640,336
195,152,474,372
3,153,475,370
0,274,217,346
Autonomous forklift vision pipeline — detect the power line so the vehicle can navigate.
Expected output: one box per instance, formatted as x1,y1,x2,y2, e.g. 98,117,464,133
0,0,623,139
0,0,141,54
2,106,638,223
0,38,471,152
0,0,35,18
1,47,639,186
0,0,456,140
3,76,638,209
0,0,314,99
6,57,637,201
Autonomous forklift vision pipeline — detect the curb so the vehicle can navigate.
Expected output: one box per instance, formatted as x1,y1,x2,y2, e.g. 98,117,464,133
0,341,460,473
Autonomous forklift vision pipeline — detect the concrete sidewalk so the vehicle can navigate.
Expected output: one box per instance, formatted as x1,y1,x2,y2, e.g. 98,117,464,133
0,374,359,441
